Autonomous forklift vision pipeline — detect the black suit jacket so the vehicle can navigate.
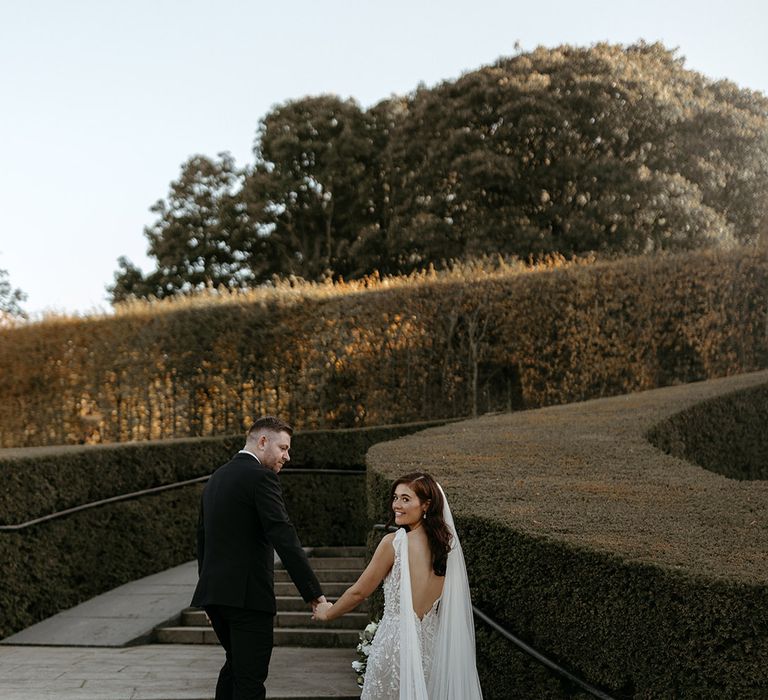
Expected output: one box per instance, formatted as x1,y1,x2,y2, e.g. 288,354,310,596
191,452,322,614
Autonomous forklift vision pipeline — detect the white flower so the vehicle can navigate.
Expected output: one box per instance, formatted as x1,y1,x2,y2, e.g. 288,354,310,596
352,617,380,688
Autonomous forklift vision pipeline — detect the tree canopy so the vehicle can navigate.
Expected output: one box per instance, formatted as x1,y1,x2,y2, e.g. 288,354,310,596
0,267,26,320
110,153,251,302
110,42,768,301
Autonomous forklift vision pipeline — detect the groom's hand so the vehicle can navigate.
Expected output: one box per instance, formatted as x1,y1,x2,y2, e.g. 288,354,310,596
312,601,333,621
310,595,328,613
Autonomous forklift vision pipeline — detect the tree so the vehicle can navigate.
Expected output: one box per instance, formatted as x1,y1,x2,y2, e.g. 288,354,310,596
111,43,768,300
109,153,252,302
0,267,26,320
379,42,761,268
242,95,382,280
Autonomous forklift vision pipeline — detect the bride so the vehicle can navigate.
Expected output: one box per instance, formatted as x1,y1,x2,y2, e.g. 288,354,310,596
313,472,483,699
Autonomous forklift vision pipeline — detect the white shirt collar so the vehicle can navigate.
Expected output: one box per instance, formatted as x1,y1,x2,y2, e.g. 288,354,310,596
238,449,261,463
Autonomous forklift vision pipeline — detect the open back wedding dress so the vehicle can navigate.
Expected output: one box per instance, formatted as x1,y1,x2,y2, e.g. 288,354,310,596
361,485,483,700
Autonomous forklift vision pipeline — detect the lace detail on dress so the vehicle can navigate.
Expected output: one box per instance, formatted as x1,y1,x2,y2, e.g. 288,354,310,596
361,535,440,700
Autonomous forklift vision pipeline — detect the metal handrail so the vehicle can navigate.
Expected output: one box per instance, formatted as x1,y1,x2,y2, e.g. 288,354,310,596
0,476,210,532
372,523,617,700
471,607,617,700
0,467,365,532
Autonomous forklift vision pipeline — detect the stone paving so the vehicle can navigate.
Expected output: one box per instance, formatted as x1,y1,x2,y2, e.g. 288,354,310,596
0,560,360,699
0,644,359,699
2,562,199,647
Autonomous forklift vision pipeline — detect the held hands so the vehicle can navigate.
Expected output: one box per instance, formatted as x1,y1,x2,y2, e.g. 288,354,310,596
312,601,334,621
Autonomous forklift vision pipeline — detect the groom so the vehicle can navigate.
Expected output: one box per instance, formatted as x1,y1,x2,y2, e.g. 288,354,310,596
191,416,326,700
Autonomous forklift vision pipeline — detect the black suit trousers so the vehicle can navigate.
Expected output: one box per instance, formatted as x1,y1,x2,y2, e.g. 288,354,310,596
205,605,274,700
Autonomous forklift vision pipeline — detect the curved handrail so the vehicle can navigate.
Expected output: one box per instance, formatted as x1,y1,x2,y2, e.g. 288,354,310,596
471,607,617,700
0,467,365,532
372,523,617,700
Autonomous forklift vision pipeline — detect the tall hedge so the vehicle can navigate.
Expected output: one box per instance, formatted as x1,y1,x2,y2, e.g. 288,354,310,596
646,383,768,480
0,248,765,448
0,487,202,640
366,370,768,699
0,420,444,639
0,420,449,526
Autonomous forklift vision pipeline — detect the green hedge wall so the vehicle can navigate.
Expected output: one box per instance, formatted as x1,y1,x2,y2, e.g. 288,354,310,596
1,248,765,448
0,420,447,639
459,520,767,699
366,371,768,699
0,420,450,525
646,383,768,480
0,487,200,639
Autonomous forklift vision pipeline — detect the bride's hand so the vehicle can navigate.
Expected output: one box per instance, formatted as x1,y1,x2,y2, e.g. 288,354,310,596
312,602,333,621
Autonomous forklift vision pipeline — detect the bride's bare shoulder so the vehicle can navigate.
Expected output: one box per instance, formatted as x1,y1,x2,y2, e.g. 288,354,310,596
380,531,397,547
369,532,397,568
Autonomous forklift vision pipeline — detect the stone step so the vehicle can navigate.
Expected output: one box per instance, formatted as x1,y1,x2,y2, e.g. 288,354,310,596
157,626,361,648
156,625,219,645
274,627,361,648
182,609,211,626
275,581,350,597
274,597,369,613
267,697,359,700
277,556,364,570
309,546,367,558
277,556,365,571
275,568,361,583
276,612,369,630
183,605,369,627
276,596,342,613
278,596,330,613
266,697,358,700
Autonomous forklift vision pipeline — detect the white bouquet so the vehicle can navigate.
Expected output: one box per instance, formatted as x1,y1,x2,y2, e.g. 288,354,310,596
352,619,378,689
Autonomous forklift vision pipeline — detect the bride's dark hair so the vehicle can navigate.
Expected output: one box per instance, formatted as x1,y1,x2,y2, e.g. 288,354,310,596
387,472,453,576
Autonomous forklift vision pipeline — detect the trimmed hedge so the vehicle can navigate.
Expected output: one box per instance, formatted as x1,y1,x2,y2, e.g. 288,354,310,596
0,420,450,526
646,383,768,481
366,370,768,699
0,420,446,639
0,487,201,639
0,248,766,448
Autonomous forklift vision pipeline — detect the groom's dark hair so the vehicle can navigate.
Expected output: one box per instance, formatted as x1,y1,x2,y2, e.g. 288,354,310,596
247,416,293,437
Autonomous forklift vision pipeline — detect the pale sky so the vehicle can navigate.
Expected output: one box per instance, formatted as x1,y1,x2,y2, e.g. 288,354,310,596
1,0,766,316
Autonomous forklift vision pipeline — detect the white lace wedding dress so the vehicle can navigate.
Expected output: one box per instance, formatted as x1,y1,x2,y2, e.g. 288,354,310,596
361,529,440,699
361,484,483,699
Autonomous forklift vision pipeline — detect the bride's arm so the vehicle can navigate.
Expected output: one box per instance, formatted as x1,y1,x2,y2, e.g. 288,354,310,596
313,532,396,621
